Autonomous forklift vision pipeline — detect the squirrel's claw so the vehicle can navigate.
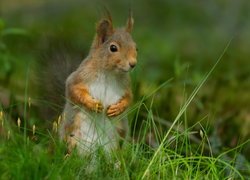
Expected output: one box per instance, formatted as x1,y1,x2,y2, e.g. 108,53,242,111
107,103,124,117
94,101,103,113
84,97,103,113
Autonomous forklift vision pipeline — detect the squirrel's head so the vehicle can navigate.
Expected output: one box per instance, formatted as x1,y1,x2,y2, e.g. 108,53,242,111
91,14,137,73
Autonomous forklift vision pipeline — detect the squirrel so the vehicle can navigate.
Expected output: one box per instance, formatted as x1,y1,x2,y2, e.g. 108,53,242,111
59,13,137,154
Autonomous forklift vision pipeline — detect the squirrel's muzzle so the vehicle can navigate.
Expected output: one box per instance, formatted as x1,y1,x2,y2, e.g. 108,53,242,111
129,62,136,68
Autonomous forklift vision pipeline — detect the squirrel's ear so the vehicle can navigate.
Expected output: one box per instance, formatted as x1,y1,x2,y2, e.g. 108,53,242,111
96,19,114,45
126,11,134,33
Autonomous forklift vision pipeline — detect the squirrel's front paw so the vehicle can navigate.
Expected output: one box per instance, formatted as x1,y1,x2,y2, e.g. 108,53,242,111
85,98,103,113
107,103,126,117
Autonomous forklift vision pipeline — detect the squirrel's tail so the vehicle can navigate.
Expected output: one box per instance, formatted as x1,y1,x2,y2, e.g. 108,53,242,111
35,40,82,120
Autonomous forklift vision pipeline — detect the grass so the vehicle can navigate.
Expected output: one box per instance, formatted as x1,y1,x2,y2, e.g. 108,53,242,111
0,40,249,179
141,37,233,179
0,107,249,179
1,2,250,179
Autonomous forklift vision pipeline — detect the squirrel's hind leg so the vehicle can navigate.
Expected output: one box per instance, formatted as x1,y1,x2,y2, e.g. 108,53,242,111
61,112,83,154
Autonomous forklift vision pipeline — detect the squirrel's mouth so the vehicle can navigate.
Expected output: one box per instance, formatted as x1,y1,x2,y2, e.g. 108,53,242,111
119,68,130,73
116,66,130,73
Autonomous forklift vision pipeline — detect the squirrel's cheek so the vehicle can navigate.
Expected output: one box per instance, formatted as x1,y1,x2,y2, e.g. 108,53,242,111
115,59,121,64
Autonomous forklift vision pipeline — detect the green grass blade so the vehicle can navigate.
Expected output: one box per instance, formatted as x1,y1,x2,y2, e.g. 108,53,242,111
141,38,233,179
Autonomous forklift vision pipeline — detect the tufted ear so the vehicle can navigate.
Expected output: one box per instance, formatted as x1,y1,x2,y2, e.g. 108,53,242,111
96,19,114,45
126,11,134,33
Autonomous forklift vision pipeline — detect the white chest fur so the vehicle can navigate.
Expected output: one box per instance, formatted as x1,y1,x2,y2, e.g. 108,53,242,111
88,73,124,108
61,73,126,154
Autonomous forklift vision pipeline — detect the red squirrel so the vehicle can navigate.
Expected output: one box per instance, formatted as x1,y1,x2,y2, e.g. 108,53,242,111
59,14,137,154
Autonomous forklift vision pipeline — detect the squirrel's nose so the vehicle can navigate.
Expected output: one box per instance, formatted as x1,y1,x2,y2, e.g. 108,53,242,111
129,62,136,68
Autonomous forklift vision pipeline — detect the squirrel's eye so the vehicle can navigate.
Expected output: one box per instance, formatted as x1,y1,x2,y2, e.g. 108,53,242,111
110,44,118,52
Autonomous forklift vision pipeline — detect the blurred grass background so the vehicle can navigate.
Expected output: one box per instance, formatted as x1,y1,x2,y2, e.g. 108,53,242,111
0,0,249,161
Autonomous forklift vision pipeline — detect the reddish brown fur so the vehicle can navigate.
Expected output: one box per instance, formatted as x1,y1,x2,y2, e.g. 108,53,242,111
107,91,132,117
68,83,103,112
60,13,137,153
63,113,82,153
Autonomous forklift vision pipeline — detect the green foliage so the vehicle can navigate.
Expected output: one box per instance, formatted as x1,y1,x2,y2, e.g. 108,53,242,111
0,18,29,86
0,54,249,178
1,1,250,179
0,104,249,179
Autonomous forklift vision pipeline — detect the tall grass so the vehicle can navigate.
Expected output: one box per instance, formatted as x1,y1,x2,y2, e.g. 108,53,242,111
141,37,234,179
1,103,249,179
0,39,249,179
